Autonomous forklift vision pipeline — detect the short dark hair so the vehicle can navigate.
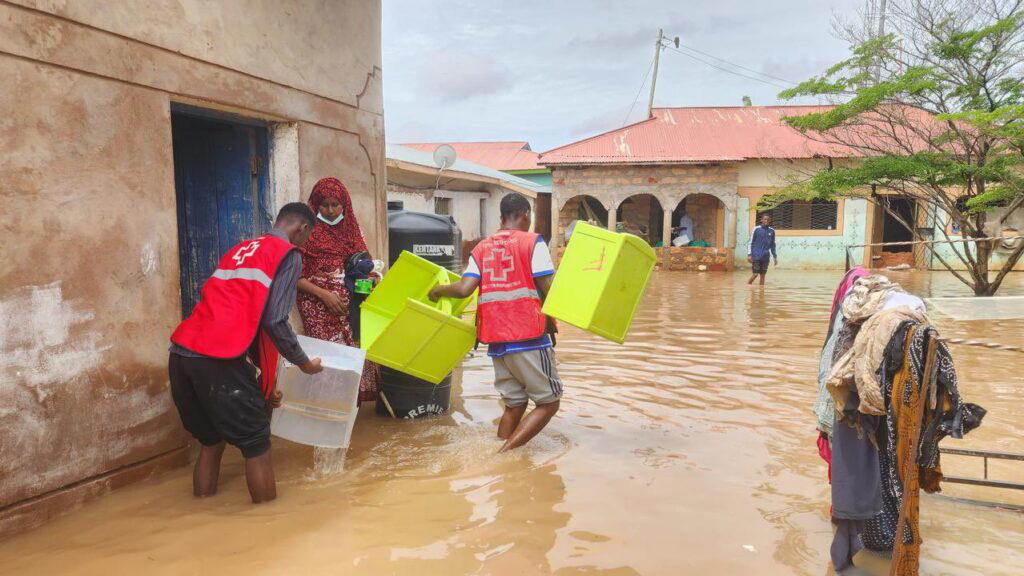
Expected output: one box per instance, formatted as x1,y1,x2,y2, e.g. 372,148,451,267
500,193,531,221
276,202,315,226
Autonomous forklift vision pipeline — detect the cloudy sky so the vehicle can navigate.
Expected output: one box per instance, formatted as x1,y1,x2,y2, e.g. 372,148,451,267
382,0,863,152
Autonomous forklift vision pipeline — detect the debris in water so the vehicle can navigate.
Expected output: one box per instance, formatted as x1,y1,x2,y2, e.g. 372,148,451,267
743,544,757,553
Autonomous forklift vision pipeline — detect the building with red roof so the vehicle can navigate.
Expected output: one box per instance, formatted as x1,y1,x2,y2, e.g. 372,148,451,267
538,106,882,271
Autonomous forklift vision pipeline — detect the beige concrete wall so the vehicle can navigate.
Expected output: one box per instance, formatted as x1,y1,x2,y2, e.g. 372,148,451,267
736,158,831,188
0,0,383,533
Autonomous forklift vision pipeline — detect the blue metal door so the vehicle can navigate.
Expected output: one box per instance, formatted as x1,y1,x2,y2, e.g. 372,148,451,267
172,108,271,317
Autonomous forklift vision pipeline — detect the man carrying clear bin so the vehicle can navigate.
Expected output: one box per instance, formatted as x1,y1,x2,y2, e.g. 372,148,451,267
430,193,563,452
168,203,324,503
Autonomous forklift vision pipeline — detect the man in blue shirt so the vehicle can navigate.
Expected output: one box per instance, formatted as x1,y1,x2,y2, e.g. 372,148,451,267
747,213,778,285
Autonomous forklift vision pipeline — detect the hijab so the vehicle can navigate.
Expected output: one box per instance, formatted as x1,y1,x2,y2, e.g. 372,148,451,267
301,177,368,277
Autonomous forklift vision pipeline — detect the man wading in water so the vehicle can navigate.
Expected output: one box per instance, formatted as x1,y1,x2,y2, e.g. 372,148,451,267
430,193,562,452
168,203,323,503
747,212,778,285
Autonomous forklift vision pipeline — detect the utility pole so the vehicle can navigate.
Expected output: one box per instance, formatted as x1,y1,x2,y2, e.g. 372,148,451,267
647,28,664,119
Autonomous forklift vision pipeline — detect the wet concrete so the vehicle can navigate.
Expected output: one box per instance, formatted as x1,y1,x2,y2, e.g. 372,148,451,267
0,271,1021,575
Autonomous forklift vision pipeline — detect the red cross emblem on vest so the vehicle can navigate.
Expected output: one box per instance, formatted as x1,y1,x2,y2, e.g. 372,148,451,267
232,240,261,266
482,246,515,282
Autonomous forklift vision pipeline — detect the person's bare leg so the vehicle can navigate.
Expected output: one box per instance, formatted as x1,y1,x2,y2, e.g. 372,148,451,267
194,442,226,497
499,401,560,452
244,450,277,503
498,403,528,440
759,272,766,286
747,272,757,284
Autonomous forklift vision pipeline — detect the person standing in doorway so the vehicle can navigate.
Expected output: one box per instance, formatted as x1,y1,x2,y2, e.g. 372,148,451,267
747,213,778,285
429,193,562,452
169,203,323,503
296,177,380,403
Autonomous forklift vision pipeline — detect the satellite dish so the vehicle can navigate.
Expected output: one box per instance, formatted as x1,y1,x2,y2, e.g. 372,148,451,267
433,144,457,170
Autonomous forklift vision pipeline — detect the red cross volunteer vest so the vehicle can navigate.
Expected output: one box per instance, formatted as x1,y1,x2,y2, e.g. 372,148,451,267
470,229,546,344
171,234,295,398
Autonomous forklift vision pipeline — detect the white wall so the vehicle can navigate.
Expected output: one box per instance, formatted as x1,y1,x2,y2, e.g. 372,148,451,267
387,187,536,242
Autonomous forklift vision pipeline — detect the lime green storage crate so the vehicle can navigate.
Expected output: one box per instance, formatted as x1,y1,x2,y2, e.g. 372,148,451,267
360,251,476,383
541,221,655,344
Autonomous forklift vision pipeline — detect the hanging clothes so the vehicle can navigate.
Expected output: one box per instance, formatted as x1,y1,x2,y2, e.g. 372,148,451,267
828,306,928,417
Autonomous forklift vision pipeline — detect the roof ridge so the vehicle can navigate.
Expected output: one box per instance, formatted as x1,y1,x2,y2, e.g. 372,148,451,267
651,104,834,111
540,115,660,157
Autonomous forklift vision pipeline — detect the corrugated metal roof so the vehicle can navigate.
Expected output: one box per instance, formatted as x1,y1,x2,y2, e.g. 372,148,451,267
386,144,550,195
400,141,545,171
540,106,862,165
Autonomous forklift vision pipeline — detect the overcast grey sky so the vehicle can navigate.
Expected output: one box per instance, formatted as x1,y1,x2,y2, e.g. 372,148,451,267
382,0,862,152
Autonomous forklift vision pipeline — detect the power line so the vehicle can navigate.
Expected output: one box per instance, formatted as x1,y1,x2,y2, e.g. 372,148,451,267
623,55,656,126
674,43,798,86
665,45,794,90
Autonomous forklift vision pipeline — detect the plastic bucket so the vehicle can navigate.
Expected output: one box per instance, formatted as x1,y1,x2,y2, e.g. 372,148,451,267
376,367,452,419
542,221,656,344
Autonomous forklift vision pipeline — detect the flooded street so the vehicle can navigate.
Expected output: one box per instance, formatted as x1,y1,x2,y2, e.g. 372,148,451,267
1,271,1022,575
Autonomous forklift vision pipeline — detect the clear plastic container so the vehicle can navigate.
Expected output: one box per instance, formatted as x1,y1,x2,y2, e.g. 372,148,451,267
270,335,366,448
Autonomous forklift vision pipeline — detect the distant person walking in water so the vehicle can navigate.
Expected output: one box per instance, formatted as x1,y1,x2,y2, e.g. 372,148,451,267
169,204,323,503
430,193,562,452
747,213,778,285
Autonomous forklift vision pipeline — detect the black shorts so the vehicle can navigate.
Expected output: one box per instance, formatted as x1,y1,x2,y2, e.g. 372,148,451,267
169,353,271,458
752,258,771,274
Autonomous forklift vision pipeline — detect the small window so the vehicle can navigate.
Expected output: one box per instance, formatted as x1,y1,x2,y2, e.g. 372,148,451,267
434,197,452,216
760,199,838,231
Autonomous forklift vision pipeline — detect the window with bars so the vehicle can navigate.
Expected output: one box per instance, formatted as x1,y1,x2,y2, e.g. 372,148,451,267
434,196,452,216
761,199,838,231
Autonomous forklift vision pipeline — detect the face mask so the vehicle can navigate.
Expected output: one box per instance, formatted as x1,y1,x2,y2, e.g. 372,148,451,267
318,212,344,226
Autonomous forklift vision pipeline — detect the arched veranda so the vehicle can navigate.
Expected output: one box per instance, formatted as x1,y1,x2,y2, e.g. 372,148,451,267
558,194,608,244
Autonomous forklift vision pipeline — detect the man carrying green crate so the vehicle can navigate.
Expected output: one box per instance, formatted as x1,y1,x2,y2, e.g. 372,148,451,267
429,193,561,452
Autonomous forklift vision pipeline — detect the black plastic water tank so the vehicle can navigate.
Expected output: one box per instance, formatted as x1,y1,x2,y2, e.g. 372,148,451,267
387,210,462,273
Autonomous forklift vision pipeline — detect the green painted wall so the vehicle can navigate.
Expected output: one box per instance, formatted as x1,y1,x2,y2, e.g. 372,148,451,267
733,198,868,270
505,170,552,188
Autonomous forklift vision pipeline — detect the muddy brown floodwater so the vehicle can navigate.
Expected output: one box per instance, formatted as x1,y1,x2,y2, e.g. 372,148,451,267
2,271,1023,575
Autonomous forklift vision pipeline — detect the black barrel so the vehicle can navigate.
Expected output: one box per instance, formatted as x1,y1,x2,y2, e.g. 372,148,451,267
375,367,452,419
387,210,462,273
378,210,461,418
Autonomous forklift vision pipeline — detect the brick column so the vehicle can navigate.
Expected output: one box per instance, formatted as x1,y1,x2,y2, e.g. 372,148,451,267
662,208,673,247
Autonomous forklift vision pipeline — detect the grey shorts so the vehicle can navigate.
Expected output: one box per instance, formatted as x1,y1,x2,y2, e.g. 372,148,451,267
492,347,563,407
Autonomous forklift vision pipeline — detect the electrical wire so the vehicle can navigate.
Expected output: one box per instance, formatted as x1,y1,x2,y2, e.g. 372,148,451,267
623,55,656,126
665,45,796,90
675,43,798,86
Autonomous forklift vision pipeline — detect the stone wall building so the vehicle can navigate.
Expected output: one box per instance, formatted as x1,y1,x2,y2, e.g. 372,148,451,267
0,0,384,536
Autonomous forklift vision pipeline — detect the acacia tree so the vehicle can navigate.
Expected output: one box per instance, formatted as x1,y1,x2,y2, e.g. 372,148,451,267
761,0,1024,295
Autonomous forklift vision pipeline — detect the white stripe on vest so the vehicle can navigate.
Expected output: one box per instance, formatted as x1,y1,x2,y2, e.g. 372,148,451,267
478,287,540,304
211,267,273,288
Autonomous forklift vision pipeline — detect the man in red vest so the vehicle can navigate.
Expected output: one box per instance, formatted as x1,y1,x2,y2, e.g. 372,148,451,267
430,193,562,452
169,203,323,503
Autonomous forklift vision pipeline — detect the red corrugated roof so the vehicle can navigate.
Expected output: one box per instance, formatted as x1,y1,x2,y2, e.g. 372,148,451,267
540,106,863,165
401,141,545,171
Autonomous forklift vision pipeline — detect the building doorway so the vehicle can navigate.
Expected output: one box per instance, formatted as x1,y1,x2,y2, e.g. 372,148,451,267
171,105,271,316
873,195,917,268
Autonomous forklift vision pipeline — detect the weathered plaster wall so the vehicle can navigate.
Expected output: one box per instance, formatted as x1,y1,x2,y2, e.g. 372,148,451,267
0,58,185,508
8,0,382,110
0,0,384,534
